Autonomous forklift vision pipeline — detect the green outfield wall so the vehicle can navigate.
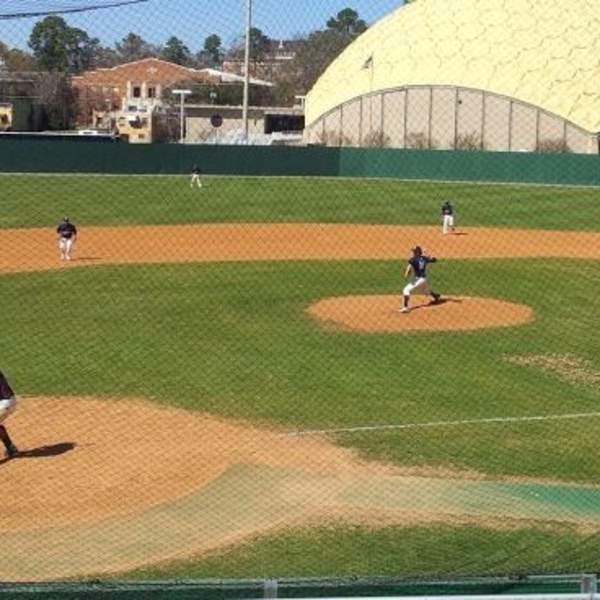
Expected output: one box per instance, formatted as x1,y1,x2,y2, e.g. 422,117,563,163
1,139,600,185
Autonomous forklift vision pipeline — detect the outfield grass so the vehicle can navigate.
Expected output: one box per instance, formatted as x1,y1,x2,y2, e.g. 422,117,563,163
1,175,600,230
125,524,600,580
3,258,600,482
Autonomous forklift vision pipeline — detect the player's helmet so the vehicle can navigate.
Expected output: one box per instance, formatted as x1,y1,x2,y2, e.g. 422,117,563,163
412,246,422,255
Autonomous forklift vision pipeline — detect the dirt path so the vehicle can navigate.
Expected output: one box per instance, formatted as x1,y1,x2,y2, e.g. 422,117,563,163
1,224,599,274
2,223,600,581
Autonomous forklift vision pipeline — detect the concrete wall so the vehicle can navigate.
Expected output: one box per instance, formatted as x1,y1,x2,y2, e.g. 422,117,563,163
306,85,596,154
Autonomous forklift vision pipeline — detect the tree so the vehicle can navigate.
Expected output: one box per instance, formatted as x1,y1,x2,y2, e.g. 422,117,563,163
161,36,191,65
272,8,368,105
0,42,36,71
230,27,271,63
249,27,271,61
326,8,367,36
28,16,99,73
35,72,76,129
197,34,223,67
90,45,119,68
115,33,157,63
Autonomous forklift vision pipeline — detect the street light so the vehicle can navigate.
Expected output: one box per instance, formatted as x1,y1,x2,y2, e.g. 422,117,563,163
242,0,252,142
172,89,192,143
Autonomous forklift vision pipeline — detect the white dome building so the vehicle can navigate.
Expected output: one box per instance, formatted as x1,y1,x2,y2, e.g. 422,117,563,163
305,0,600,153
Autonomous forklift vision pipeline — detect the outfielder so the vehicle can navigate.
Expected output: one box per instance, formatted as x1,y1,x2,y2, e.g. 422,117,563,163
0,370,18,459
441,200,456,234
400,246,441,313
57,216,77,261
190,165,203,189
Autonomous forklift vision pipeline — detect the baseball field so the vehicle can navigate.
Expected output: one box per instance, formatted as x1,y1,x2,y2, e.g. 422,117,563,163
1,174,600,581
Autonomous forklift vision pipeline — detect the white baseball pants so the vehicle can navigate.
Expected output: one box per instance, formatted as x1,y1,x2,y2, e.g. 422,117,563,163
59,237,74,258
403,277,431,296
0,396,17,424
443,214,455,234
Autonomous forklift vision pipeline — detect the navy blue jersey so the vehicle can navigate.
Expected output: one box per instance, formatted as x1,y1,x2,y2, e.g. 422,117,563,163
409,255,436,278
57,222,77,239
441,202,454,216
191,167,201,175
0,371,15,400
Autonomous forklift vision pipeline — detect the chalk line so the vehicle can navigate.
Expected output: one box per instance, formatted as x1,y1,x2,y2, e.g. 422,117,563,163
286,411,600,437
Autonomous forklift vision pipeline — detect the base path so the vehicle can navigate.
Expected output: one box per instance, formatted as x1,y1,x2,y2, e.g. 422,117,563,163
3,397,600,582
1,224,600,274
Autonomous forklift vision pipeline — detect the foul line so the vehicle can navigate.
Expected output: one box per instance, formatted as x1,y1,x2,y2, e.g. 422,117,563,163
286,411,600,437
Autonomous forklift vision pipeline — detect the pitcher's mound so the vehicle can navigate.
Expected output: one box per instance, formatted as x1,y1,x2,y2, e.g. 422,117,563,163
308,295,533,333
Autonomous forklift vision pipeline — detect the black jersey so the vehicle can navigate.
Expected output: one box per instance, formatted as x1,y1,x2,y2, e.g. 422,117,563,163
441,202,454,216
191,167,201,175
409,255,436,278
0,371,15,400
57,222,77,239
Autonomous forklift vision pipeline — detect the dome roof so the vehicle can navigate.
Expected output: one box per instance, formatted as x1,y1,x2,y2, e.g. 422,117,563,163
306,0,600,132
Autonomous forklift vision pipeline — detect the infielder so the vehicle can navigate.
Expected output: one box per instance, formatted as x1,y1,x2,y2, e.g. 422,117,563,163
57,216,77,261
441,200,456,234
0,370,18,459
400,246,441,313
190,165,203,189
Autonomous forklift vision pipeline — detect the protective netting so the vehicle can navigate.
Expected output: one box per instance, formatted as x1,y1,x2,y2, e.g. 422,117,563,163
1,0,600,589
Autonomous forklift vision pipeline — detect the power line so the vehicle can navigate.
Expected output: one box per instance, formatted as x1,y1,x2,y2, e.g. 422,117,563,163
0,0,149,20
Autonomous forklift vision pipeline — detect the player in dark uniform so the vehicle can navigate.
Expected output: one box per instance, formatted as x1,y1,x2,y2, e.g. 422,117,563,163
401,246,441,313
57,216,77,261
441,200,456,234
190,165,203,189
0,371,18,459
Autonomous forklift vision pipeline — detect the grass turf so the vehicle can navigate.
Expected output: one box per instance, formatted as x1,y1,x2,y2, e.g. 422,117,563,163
125,524,600,580
1,175,600,230
2,258,600,483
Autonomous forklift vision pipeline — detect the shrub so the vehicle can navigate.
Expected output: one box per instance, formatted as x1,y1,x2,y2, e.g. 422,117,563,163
406,131,438,150
362,130,391,148
536,138,572,153
455,132,483,151
316,130,353,147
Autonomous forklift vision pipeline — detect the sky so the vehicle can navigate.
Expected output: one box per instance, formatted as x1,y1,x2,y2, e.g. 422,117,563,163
1,0,403,53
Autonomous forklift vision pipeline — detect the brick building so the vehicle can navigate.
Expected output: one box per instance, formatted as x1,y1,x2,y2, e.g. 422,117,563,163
72,57,273,142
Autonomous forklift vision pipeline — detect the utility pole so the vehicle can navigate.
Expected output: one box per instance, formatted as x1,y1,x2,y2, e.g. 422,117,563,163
242,0,252,142
172,89,192,143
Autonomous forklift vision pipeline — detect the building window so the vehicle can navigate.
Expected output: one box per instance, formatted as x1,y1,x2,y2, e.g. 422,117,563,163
147,87,156,98
133,86,141,98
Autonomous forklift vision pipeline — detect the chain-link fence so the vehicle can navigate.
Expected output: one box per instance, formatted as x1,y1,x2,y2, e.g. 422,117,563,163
1,0,600,592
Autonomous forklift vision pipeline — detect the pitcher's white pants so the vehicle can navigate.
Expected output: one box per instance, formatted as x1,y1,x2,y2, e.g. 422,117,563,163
403,277,431,296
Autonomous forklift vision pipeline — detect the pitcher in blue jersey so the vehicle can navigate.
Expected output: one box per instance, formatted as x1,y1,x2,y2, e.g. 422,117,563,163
401,246,441,313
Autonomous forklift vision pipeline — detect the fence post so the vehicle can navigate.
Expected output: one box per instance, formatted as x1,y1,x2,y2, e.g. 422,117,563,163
581,574,597,597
